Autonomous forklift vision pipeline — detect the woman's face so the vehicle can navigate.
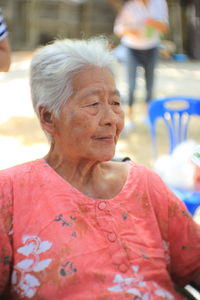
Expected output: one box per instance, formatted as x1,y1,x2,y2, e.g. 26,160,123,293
52,67,124,162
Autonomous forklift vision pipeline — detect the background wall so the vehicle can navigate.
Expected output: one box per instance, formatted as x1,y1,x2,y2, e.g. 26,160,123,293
0,0,200,59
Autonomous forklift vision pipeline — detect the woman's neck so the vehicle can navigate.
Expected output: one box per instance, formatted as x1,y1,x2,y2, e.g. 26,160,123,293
45,148,98,187
44,147,130,199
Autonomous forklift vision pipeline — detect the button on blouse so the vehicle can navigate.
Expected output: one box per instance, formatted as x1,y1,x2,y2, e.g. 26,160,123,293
107,232,117,242
98,201,107,210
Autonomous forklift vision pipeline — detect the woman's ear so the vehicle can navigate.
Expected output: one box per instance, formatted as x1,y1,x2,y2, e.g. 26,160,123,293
38,106,56,135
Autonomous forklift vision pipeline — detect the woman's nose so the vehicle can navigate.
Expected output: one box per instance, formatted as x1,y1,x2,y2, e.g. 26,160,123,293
100,104,118,126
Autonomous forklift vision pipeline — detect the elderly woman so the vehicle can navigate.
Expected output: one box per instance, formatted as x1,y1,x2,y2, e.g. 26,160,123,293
0,38,199,299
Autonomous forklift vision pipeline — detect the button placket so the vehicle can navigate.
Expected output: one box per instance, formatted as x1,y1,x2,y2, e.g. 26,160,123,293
95,200,130,273
96,201,115,234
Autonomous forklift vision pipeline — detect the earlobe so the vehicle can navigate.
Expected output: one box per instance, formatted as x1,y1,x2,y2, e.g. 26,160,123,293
39,106,56,134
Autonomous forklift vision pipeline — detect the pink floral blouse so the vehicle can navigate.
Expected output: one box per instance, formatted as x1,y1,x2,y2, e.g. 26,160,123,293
0,159,200,299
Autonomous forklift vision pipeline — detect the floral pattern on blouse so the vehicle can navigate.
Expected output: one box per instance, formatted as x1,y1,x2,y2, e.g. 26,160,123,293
108,265,174,299
12,235,52,298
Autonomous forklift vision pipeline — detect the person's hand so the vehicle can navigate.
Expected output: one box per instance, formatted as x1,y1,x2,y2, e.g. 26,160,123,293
0,37,11,72
123,28,145,39
145,18,168,34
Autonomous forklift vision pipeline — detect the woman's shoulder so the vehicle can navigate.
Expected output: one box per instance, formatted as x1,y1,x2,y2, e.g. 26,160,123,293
0,159,45,180
98,160,164,200
105,159,170,196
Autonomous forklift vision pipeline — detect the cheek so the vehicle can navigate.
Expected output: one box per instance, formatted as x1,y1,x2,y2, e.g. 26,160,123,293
68,114,96,137
117,111,125,129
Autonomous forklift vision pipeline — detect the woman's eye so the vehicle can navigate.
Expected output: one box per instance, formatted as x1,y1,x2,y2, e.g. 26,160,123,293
89,102,99,107
112,101,120,106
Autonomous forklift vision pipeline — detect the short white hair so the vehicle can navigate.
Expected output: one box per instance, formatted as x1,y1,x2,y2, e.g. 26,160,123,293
30,37,116,118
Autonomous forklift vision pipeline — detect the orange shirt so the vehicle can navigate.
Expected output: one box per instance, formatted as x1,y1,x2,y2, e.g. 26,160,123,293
0,159,200,299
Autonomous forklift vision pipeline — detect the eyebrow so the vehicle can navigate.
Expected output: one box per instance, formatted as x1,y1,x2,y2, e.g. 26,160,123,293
82,88,121,98
111,89,121,97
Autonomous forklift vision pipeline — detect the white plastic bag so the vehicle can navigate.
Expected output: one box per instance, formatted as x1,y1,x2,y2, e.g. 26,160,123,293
154,140,198,190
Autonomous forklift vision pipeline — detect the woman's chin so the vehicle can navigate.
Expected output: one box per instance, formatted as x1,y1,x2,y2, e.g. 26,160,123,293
85,149,114,162
96,151,115,162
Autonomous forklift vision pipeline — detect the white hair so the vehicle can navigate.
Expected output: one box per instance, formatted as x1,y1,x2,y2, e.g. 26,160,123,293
30,37,116,119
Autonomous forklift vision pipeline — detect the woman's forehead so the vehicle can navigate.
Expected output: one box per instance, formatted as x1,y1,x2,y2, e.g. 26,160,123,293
72,66,115,89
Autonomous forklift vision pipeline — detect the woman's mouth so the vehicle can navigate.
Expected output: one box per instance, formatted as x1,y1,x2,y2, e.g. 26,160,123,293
94,135,114,142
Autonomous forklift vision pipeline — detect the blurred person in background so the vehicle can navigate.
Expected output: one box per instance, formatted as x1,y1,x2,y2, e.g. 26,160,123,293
114,0,168,131
0,8,11,72
0,37,199,299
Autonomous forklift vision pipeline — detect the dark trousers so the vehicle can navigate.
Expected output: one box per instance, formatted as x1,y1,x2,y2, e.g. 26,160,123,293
126,47,158,106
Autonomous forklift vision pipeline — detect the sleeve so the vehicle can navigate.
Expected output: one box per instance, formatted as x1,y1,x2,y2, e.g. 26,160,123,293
0,9,8,41
155,0,169,24
167,189,200,287
0,173,13,296
147,168,200,287
113,8,126,36
113,3,134,36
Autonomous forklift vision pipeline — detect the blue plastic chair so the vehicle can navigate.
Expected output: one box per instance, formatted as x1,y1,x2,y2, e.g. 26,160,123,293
148,96,200,215
148,96,200,158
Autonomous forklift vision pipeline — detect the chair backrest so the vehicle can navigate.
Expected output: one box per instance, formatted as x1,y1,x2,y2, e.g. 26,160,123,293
148,96,200,159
